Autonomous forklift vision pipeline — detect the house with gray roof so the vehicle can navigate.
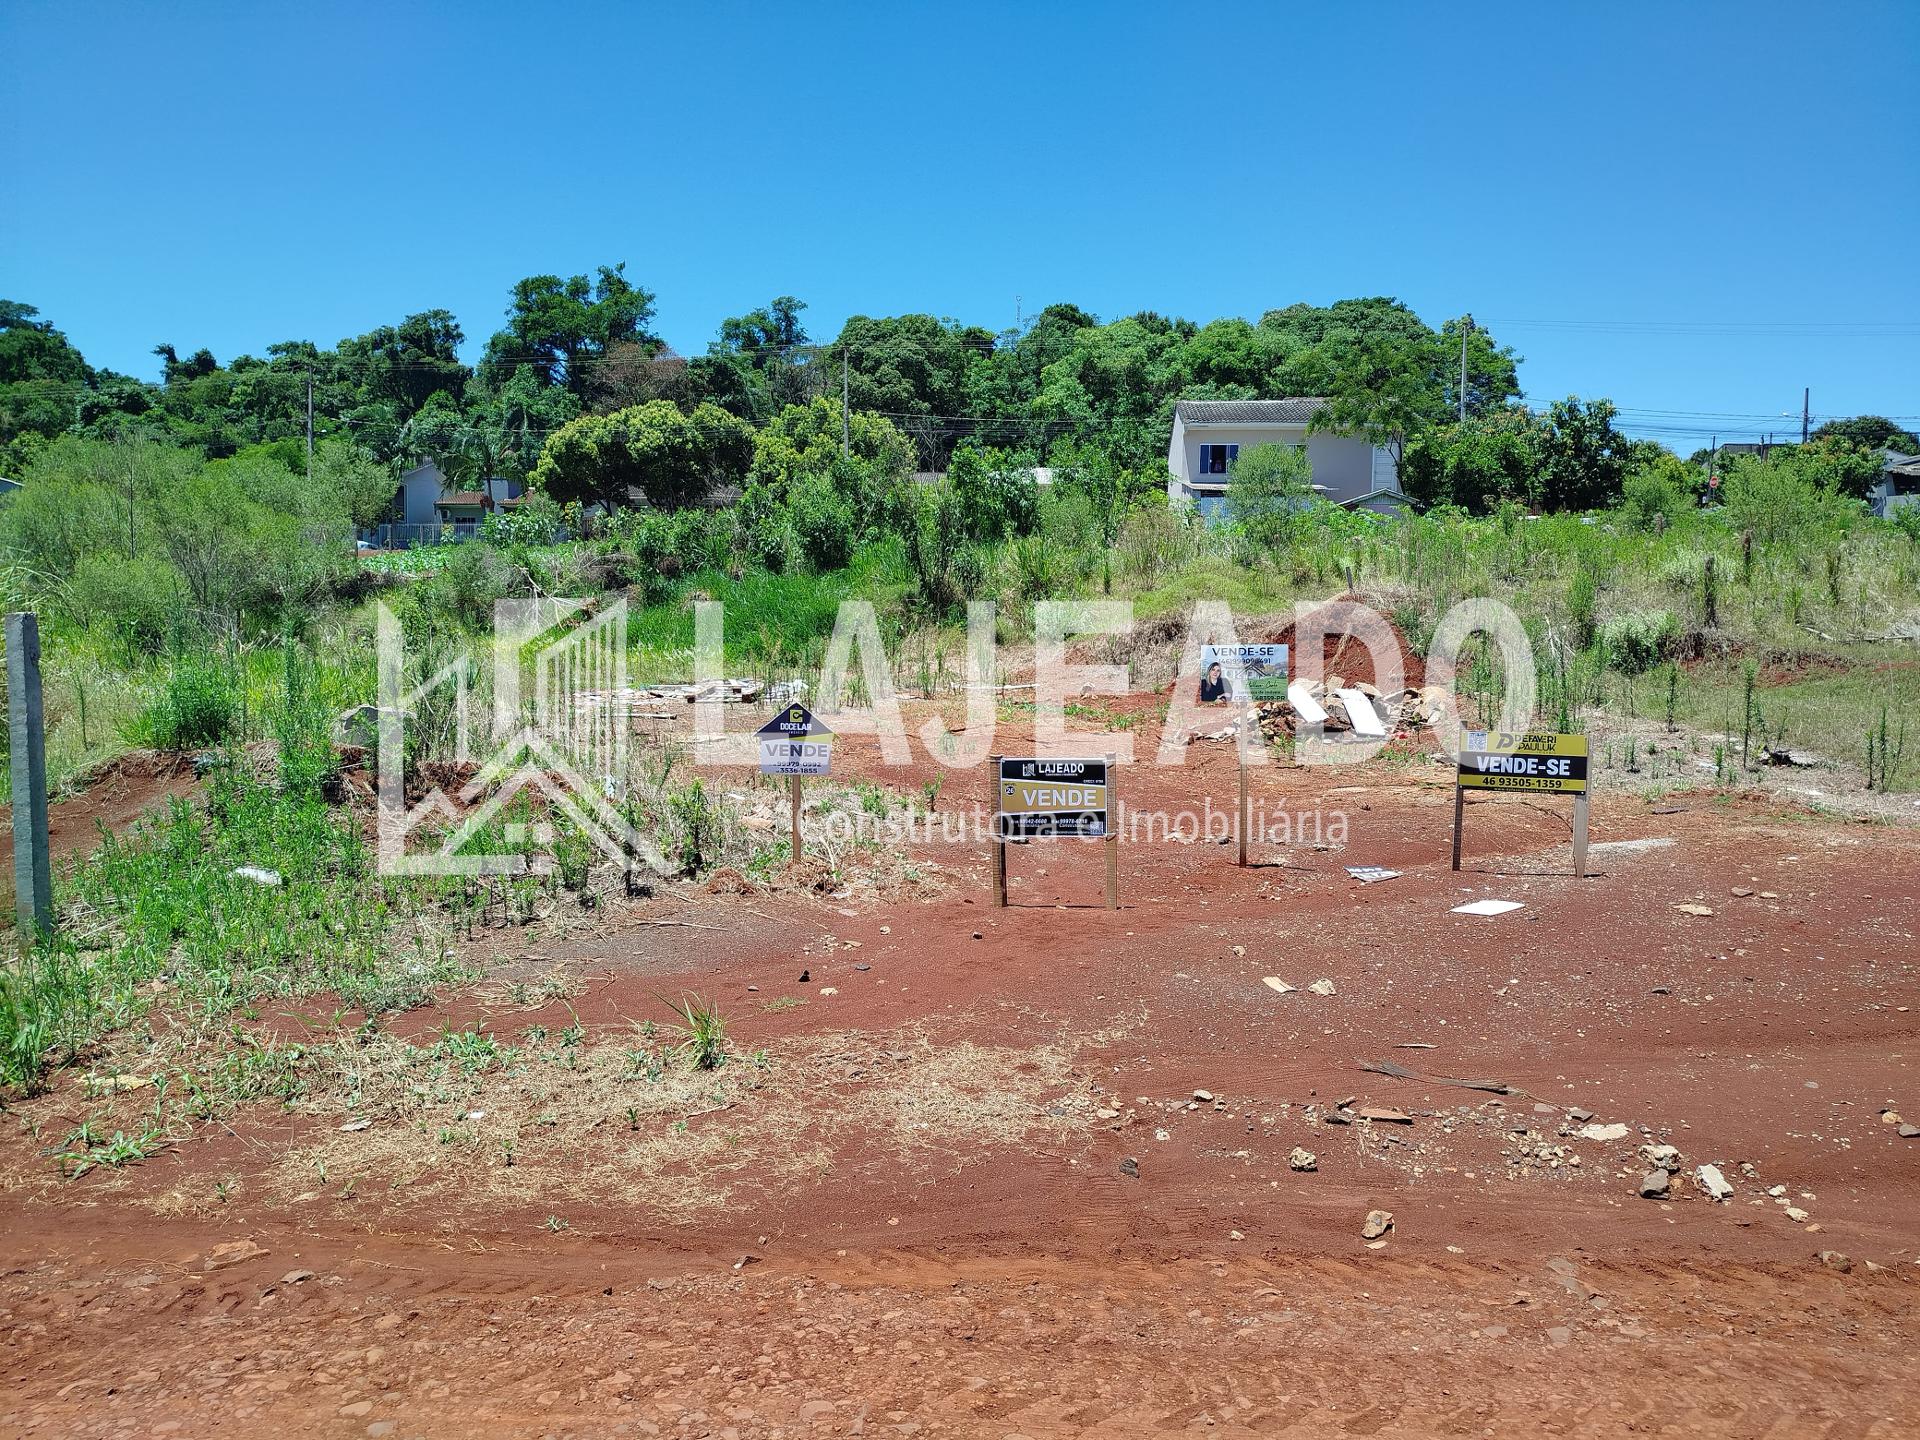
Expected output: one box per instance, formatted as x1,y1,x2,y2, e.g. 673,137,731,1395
1869,449,1920,520
1166,399,1407,517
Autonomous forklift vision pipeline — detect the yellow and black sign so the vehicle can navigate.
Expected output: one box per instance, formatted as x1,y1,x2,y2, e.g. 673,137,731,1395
1456,730,1588,794
998,758,1110,838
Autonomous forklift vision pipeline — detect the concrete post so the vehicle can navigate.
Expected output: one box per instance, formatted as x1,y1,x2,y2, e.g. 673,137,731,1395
7,613,51,939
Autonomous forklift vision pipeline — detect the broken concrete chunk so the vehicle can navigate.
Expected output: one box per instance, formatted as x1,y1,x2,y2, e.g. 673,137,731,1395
1695,1164,1734,1201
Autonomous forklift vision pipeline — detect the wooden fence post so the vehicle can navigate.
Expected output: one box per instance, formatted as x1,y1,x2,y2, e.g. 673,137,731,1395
989,752,1006,908
1103,751,1119,910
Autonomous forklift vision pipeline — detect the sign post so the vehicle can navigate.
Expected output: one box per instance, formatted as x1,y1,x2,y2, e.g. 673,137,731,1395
757,702,833,863
1452,730,1590,876
994,755,1116,909
1199,643,1287,869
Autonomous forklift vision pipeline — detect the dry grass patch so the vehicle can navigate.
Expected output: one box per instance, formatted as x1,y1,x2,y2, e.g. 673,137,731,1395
265,1021,1092,1222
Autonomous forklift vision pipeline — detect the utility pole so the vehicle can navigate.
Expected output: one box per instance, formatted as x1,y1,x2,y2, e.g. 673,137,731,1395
1458,314,1475,423
1801,386,1810,444
305,376,315,481
841,349,850,458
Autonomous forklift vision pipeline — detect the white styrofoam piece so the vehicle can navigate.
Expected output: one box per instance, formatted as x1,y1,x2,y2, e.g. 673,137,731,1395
1451,899,1524,917
1335,687,1388,737
1287,681,1328,725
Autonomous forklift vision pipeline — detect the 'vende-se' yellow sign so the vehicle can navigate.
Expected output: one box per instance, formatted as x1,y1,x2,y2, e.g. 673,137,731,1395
1456,730,1589,794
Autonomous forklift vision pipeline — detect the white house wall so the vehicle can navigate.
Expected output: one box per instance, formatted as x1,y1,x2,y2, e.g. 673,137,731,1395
1171,425,1384,506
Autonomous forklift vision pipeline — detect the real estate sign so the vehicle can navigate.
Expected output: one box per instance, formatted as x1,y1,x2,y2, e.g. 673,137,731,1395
997,757,1110,839
757,703,834,776
1456,730,1588,794
1200,643,1289,703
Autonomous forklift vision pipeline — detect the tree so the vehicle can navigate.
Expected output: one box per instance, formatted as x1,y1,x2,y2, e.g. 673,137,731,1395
748,398,913,491
530,400,753,512
1810,415,1919,453
334,311,470,421
1310,330,1449,474
831,313,968,419
1400,409,1546,511
1225,443,1314,549
1537,397,1634,510
481,264,658,396
312,438,398,532
689,296,815,421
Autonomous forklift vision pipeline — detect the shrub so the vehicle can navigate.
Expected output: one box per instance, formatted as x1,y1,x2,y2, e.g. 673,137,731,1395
1720,452,1862,544
70,550,189,655
125,656,238,750
1621,457,1695,531
948,445,1038,543
786,471,858,571
1225,443,1314,553
1598,610,1680,674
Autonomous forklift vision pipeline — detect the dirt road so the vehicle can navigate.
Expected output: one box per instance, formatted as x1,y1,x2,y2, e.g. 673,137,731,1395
3,705,1917,1437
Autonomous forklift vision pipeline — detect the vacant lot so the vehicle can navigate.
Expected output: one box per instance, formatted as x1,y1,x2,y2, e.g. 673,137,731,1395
1,696,1916,1439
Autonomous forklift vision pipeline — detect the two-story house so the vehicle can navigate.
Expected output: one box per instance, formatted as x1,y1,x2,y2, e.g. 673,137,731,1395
1166,398,1407,517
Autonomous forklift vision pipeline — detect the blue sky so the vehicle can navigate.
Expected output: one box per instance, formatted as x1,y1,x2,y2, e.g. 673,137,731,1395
3,0,1916,448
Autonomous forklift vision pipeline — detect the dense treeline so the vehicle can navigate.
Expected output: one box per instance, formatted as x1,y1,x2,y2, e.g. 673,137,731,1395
0,267,1907,660
1,276,1526,478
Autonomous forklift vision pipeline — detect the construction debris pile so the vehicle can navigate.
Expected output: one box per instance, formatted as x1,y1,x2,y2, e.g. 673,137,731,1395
1244,679,1454,743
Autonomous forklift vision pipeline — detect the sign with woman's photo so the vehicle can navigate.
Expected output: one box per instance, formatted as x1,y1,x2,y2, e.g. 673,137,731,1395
1199,644,1289,703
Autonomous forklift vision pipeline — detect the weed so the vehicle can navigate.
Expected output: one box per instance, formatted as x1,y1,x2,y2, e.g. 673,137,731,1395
659,993,728,1070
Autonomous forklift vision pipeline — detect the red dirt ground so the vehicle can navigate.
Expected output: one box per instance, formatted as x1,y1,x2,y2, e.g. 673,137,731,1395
2,701,1917,1438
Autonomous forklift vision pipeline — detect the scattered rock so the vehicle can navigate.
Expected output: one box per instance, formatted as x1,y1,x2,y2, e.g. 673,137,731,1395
1262,977,1296,994
1900,1124,1920,1139
279,1269,315,1285
1672,903,1714,916
202,1241,268,1271
1819,1250,1853,1273
1641,1144,1682,1171
1360,1209,1393,1240
1567,1108,1594,1123
1578,1122,1630,1142
1192,1089,1214,1103
1308,978,1337,997
1639,1171,1670,1199
1695,1164,1734,1202
1119,1157,1139,1179
1288,1147,1317,1172
338,1400,373,1419
1356,1106,1412,1124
